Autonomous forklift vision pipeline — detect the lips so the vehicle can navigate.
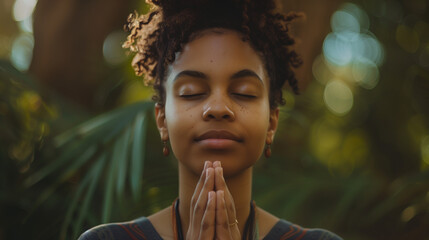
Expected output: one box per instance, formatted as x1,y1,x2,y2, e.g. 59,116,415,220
195,130,242,142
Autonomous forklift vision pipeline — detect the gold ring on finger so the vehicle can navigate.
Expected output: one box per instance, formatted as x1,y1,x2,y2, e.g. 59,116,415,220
229,219,238,227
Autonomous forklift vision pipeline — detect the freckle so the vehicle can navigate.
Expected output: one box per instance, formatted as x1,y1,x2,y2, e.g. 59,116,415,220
210,59,213,63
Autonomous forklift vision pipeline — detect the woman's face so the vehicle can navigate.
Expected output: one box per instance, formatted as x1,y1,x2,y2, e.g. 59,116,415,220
156,29,279,178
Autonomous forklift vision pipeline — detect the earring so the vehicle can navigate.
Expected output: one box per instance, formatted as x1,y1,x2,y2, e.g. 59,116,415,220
163,140,170,156
264,143,271,158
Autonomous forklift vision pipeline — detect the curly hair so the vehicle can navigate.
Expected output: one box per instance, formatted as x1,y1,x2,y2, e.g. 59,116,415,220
123,0,302,109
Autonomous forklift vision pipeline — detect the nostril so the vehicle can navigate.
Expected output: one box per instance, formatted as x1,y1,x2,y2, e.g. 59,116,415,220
202,104,235,121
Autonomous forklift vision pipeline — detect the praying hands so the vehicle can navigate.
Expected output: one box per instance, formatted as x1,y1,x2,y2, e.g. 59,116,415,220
186,161,241,240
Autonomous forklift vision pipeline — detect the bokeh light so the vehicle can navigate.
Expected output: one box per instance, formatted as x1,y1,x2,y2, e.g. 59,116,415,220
341,2,370,32
352,58,379,89
323,80,354,116
356,33,384,66
331,10,360,40
9,0,38,71
312,55,333,85
10,33,34,71
13,0,37,22
103,30,127,66
401,205,417,223
317,2,385,121
323,32,384,67
323,33,354,66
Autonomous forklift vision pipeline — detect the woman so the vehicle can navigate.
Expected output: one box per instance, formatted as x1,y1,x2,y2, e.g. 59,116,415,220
80,0,342,239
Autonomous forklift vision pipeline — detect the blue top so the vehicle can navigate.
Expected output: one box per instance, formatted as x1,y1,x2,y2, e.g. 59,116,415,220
79,217,342,240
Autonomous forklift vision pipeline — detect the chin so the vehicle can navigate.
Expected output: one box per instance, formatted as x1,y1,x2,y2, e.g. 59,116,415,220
222,164,254,179
175,147,261,177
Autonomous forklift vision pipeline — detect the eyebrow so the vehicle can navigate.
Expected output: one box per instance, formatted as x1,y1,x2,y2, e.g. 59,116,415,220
231,69,263,83
173,70,208,82
173,69,263,83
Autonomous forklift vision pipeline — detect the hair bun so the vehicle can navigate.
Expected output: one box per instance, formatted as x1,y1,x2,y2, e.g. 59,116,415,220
149,0,278,19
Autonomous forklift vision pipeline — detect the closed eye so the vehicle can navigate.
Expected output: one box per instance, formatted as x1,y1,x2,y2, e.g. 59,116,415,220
179,93,206,99
232,93,257,98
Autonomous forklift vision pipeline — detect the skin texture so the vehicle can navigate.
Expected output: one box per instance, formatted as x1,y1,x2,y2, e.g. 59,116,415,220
153,29,279,239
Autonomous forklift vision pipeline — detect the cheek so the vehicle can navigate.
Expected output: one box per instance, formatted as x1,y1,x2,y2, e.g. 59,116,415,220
246,113,269,150
240,104,270,150
164,102,197,156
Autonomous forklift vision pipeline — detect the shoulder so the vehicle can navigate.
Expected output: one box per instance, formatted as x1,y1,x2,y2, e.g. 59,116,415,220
78,216,163,240
147,206,174,239
264,219,342,240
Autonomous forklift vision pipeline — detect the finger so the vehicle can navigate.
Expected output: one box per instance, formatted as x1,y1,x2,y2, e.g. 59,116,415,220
214,167,235,218
192,167,215,234
215,190,233,239
199,191,216,240
192,161,212,206
213,160,221,168
215,166,240,239
188,161,212,238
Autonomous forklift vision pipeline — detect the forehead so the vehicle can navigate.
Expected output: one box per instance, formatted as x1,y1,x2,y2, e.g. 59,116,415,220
168,29,267,81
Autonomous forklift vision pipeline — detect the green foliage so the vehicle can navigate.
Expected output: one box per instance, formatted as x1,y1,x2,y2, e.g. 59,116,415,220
254,157,429,239
0,60,55,170
0,61,161,239
31,102,153,239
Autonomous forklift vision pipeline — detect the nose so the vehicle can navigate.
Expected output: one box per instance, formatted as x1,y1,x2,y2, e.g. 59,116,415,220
202,95,235,121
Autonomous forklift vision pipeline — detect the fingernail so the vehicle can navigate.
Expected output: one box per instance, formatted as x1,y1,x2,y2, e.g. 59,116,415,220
209,191,214,199
204,161,208,169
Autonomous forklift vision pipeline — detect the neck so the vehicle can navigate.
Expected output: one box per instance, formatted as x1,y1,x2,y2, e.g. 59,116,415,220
178,163,253,237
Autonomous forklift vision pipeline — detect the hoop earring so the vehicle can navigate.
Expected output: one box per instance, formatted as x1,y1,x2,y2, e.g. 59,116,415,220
163,140,170,156
264,143,271,158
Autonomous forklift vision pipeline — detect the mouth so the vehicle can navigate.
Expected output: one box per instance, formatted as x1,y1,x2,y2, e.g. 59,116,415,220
194,130,243,149
195,130,243,142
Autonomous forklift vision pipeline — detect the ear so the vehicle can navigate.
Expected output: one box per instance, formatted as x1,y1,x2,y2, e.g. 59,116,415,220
155,103,169,141
266,108,279,144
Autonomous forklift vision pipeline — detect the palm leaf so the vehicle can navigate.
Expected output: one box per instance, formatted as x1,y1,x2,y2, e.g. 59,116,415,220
116,126,132,201
102,130,124,222
24,104,143,187
73,153,106,239
23,101,153,238
60,152,107,239
130,112,147,201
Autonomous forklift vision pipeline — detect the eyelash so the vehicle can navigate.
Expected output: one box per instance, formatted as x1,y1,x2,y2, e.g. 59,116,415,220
232,93,256,99
179,93,206,99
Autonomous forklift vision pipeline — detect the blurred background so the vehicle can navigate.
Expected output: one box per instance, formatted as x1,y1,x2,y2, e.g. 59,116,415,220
1,0,428,239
